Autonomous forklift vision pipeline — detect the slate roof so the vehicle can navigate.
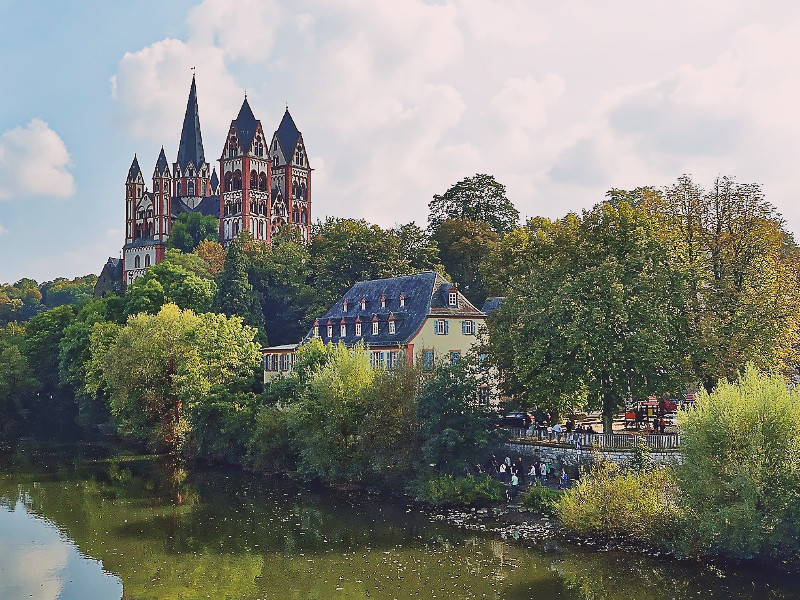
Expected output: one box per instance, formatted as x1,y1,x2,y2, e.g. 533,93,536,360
481,297,504,316
171,195,220,218
210,168,219,193
233,98,259,152
303,272,485,348
176,76,206,168
155,147,169,174
275,109,301,161
127,155,142,182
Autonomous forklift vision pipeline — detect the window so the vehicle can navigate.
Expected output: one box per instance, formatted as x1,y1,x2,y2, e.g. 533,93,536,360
389,351,398,368
154,181,160,193
399,294,405,307
355,322,362,337
343,300,348,313
177,182,182,195
313,324,319,338
188,181,195,195
134,256,141,268
450,351,461,365
202,181,207,195
448,291,458,307
360,298,366,310
462,320,474,335
388,321,395,334
144,254,151,267
340,323,346,337
435,319,448,335
327,324,333,338
381,296,386,309
423,350,434,371
372,321,379,336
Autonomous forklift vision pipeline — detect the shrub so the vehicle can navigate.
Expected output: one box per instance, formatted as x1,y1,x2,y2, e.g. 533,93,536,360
246,405,297,473
411,474,504,506
557,461,681,543
519,485,561,515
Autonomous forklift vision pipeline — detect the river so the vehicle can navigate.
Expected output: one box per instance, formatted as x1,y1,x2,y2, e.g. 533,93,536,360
0,442,797,600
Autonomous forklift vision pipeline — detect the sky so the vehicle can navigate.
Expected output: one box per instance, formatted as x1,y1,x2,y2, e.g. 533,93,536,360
2,0,800,283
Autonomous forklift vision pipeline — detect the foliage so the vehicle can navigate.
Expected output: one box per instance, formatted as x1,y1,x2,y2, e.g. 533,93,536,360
0,344,39,436
519,485,561,515
39,274,97,308
628,437,652,472
167,212,220,252
97,304,260,453
246,405,298,473
190,390,260,463
411,474,504,506
213,237,266,341
194,239,226,275
22,304,75,393
677,366,800,560
431,218,497,306
557,461,681,543
428,173,519,236
0,278,45,325
416,357,503,474
124,278,165,317
484,203,689,430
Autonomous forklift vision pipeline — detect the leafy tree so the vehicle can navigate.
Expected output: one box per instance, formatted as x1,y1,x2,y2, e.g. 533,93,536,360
678,366,800,560
214,237,265,340
0,341,39,436
428,174,519,236
22,305,76,393
161,249,213,279
39,275,98,308
194,239,225,275
432,219,497,306
124,254,216,316
388,222,444,275
124,278,165,318
167,212,219,252
99,304,261,452
0,278,45,325
416,357,502,474
484,203,689,431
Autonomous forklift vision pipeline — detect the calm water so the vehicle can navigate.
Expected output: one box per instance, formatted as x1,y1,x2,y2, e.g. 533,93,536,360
0,443,798,600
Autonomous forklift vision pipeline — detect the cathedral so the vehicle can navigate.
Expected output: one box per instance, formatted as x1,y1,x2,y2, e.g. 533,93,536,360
119,76,312,287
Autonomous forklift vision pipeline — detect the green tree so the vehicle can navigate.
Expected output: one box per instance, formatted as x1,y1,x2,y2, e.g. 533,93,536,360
432,219,497,306
124,278,165,318
428,174,519,236
485,203,689,431
167,212,220,252
678,366,800,560
416,357,502,474
214,236,265,340
0,342,39,436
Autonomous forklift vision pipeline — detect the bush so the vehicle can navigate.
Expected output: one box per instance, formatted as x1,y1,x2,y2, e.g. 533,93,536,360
678,366,800,560
411,474,504,506
246,405,297,473
557,461,681,543
519,485,561,515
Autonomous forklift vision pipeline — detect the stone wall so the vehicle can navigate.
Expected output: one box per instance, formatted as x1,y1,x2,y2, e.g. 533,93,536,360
505,440,682,478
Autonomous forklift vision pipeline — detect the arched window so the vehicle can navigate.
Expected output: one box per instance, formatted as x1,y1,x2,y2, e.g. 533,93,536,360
188,181,195,195
259,172,268,191
224,173,233,192
292,209,299,222
233,170,242,191
154,181,160,193
145,254,151,267
273,155,278,167
250,170,258,189
134,256,141,268
301,210,308,224
300,183,307,200
202,181,206,195
177,181,182,195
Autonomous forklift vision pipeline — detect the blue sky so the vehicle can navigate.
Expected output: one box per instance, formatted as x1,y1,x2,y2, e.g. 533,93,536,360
3,0,800,283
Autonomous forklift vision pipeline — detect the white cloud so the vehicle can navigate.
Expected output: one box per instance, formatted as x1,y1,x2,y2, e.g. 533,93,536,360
0,120,76,201
0,221,6,236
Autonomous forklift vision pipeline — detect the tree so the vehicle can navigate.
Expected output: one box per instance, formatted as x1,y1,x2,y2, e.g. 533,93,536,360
0,340,39,436
416,357,502,474
213,237,265,340
432,219,497,306
428,174,519,236
485,203,689,431
194,240,225,275
99,304,261,452
678,366,800,560
167,212,220,252
388,222,445,275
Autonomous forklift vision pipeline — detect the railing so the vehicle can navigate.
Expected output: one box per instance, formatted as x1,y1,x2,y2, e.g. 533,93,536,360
507,428,682,450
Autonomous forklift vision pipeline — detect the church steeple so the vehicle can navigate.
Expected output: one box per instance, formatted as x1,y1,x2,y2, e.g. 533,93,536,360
176,75,206,169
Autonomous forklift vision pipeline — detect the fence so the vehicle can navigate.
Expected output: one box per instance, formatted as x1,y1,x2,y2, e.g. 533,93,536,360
507,428,681,450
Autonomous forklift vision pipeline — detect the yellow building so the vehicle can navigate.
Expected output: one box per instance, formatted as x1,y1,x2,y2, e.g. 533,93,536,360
262,272,486,382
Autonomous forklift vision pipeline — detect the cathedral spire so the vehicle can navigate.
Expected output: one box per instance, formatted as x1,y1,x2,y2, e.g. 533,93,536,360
127,154,142,182
176,75,206,168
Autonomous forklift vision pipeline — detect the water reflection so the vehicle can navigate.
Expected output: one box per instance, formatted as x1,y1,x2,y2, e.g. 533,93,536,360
0,444,797,600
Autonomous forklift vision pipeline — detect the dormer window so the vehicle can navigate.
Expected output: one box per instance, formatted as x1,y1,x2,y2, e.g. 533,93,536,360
340,323,346,337
388,321,395,335
372,321,379,336
313,320,320,338
327,324,333,338
355,322,362,337
381,295,386,309
448,291,458,307
343,299,348,313
399,294,405,308
360,298,366,311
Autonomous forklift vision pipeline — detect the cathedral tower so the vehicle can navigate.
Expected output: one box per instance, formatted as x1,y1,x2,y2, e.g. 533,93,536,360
270,108,312,243
173,75,211,208
152,147,172,242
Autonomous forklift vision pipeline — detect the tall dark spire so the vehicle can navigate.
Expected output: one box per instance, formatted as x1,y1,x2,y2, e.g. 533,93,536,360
127,154,142,182
155,146,169,174
176,75,206,168
233,97,259,152
275,108,301,159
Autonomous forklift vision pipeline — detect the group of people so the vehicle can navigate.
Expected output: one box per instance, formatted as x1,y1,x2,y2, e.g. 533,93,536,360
485,455,569,501
530,418,596,444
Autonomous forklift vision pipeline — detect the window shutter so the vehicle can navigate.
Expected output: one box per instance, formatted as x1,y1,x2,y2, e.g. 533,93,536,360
444,320,449,335
434,320,440,335
461,320,466,334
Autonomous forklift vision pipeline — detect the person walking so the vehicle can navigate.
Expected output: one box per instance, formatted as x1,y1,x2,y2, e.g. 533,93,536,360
528,463,537,486
509,472,519,501
539,462,547,485
559,469,568,489
553,422,563,443
499,461,507,483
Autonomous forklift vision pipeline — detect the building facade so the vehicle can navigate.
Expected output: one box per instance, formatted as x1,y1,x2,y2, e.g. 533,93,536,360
261,272,487,383
117,76,312,288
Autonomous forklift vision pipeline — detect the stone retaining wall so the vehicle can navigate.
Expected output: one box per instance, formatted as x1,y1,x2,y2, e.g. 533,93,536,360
505,440,682,477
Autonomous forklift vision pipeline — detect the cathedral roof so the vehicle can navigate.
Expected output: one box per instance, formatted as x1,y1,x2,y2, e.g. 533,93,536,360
171,195,220,218
176,75,206,168
127,155,142,182
155,147,169,174
275,108,301,160
233,98,259,152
